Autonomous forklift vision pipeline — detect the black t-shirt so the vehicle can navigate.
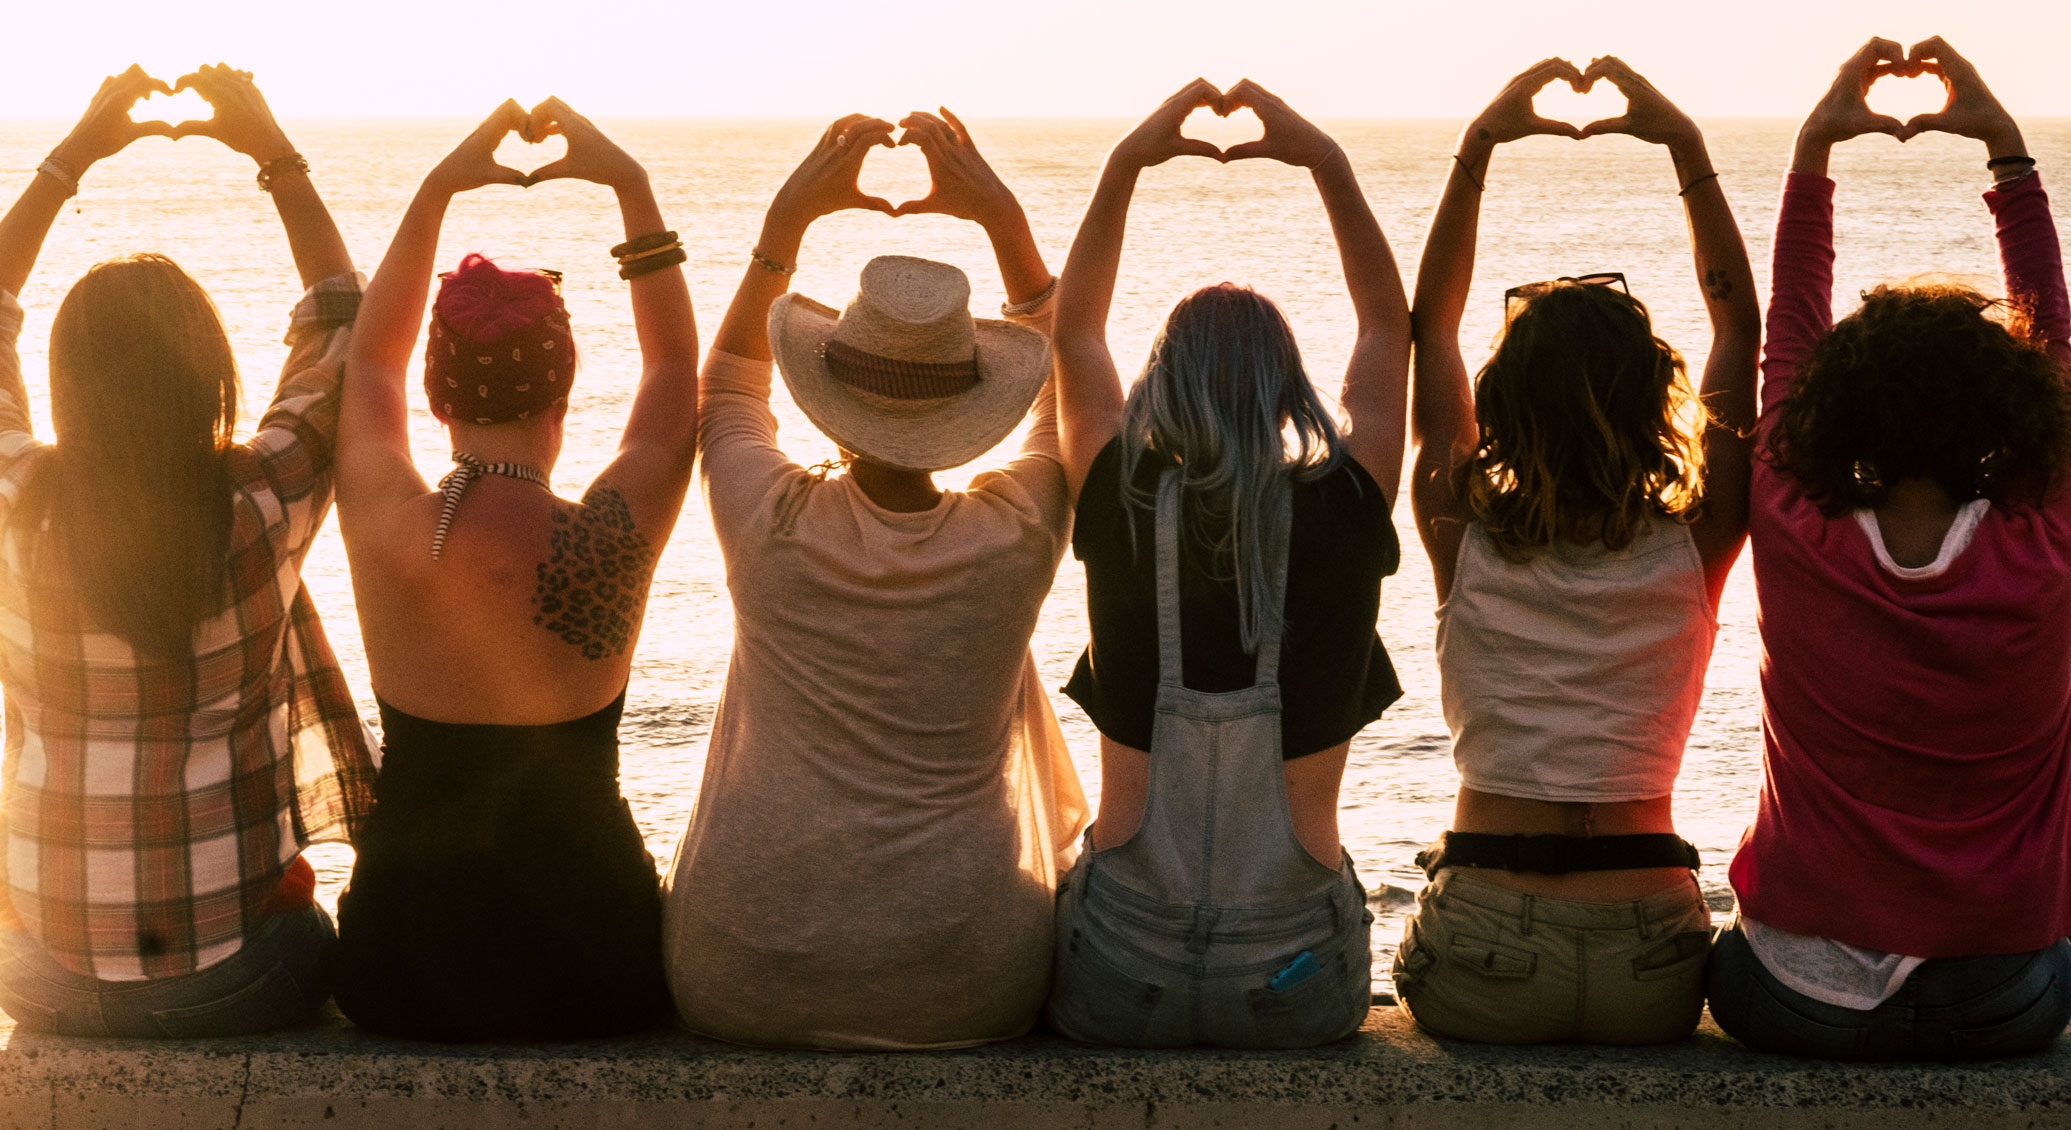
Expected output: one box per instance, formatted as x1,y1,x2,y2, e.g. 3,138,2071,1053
1063,438,1403,759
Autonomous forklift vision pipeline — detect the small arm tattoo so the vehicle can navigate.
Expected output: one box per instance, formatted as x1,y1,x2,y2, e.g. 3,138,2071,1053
533,485,654,661
1704,268,1735,303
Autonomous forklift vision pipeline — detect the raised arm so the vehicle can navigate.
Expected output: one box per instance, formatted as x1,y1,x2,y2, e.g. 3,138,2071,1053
172,65,351,290
1902,38,2069,366
337,103,530,518
1408,60,1583,597
0,66,172,299
1052,80,1224,500
524,97,700,527
1581,57,1761,601
1222,80,1410,504
1764,40,1912,417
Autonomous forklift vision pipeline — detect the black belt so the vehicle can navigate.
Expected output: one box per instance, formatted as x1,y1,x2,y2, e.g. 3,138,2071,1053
1415,831,1701,879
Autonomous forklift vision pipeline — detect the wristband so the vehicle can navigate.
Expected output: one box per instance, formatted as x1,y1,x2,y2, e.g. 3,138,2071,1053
36,156,80,198
1987,155,2037,169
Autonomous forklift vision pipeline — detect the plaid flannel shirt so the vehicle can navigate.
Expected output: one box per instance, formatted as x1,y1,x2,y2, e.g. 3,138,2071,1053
0,273,378,981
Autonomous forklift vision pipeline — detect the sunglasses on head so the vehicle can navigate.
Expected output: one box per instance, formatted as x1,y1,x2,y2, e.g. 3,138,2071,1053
436,267,565,292
1504,272,1628,317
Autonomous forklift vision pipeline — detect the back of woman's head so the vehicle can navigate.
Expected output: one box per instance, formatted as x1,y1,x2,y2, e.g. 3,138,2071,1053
25,254,239,659
1766,281,2068,514
1468,281,1703,560
1119,283,1345,651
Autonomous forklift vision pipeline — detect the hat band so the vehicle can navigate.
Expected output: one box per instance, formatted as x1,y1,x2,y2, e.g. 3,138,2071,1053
823,338,978,400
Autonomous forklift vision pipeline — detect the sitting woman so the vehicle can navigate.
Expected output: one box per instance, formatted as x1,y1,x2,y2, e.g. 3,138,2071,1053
1390,58,1759,1045
0,65,376,1036
329,99,698,1040
662,110,1086,1050
1044,80,1409,1049
1711,38,2071,1062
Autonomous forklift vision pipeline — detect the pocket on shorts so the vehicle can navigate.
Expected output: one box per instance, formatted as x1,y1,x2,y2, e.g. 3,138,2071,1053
149,962,307,1038
1948,969,2071,1058
1246,948,1361,1048
1632,930,1712,983
1449,934,1536,980
1049,929,1163,1045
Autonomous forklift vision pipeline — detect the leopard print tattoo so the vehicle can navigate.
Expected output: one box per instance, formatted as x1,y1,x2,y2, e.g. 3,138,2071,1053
533,486,654,661
1704,268,1736,303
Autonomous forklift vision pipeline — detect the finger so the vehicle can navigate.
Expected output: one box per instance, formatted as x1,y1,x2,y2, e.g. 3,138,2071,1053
822,113,875,145
518,158,574,185
1532,116,1587,140
1855,37,1907,68
1587,56,1640,91
1170,77,1223,115
897,115,950,152
1219,139,1272,161
1899,111,1947,141
1172,138,1226,162
854,194,897,216
1576,116,1631,139
130,119,177,141
891,195,941,217
169,118,219,141
939,107,974,148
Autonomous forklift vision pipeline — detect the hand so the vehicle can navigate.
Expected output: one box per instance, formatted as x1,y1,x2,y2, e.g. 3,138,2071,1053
1800,38,1909,148
1577,57,1702,152
767,114,898,233
892,109,1020,227
168,64,295,164
1464,59,1587,150
521,97,648,191
1900,37,2024,155
425,101,530,194
1220,80,1339,168
1112,79,1227,169
50,65,175,170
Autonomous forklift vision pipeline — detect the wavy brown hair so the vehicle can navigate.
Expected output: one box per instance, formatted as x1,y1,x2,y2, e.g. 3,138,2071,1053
1465,281,1705,561
1765,281,2068,515
11,255,239,659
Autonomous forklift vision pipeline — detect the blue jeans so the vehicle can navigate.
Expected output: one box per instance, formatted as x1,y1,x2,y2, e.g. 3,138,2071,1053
1707,920,2071,1061
0,905,335,1037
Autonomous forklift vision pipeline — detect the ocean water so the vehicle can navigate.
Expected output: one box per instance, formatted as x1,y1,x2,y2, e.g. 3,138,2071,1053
2,117,2067,982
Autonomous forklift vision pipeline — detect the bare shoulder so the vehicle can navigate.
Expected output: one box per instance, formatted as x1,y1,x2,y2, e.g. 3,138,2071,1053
532,482,660,662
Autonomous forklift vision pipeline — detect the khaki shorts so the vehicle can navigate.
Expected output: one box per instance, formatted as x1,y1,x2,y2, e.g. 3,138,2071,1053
1391,867,1710,1045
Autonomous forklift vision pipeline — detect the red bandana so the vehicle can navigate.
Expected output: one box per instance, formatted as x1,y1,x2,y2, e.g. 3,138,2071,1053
423,255,577,425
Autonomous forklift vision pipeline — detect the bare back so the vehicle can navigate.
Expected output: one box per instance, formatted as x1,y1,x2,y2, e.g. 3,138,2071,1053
348,474,664,724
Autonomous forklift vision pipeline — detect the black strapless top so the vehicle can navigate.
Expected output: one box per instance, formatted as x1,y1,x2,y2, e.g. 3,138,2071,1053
331,692,668,1041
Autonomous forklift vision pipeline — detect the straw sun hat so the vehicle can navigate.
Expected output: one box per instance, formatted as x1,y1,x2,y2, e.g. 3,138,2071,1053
770,256,1051,473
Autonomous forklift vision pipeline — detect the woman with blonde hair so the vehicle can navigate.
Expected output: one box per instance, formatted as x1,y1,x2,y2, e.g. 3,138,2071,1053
0,65,374,1036
1045,79,1410,1048
1392,57,1760,1045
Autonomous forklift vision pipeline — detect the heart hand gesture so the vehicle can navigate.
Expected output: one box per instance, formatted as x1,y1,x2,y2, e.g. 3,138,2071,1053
892,108,1018,228
1576,57,1701,152
1219,80,1340,168
168,64,295,164
520,97,647,191
1900,37,2023,155
1112,79,1228,170
426,100,530,194
51,65,175,170
1801,38,1910,148
769,114,898,233
1466,59,1587,148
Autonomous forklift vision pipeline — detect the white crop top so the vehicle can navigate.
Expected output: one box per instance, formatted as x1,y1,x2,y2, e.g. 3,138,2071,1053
1436,518,1715,803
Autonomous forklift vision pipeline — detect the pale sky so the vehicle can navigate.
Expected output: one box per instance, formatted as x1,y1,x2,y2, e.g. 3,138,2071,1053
1,0,2067,120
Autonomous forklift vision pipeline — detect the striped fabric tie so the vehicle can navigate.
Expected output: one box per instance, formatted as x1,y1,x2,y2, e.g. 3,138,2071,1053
431,452,552,561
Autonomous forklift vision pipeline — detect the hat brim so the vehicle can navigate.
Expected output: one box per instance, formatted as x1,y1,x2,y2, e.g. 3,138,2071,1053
769,293,1051,473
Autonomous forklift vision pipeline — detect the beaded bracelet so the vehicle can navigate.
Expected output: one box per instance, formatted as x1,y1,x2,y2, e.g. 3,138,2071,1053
610,230,678,260
256,152,309,193
750,248,796,276
620,246,687,281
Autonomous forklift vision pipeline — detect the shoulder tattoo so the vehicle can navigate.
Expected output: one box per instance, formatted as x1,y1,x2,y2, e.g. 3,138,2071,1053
532,486,655,661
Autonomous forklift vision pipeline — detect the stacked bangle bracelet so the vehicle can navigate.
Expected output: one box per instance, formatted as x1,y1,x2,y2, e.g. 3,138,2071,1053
612,230,686,281
1989,154,2038,185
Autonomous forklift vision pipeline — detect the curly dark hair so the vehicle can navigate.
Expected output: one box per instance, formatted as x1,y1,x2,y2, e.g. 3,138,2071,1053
1465,281,1705,562
1765,282,2070,515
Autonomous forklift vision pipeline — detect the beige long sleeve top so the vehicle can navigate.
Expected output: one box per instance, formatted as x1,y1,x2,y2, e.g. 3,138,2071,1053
661,297,1088,1050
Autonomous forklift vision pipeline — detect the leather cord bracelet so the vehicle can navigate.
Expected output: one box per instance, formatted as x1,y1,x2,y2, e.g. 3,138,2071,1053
1988,154,2037,169
1452,153,1485,193
1679,171,1720,196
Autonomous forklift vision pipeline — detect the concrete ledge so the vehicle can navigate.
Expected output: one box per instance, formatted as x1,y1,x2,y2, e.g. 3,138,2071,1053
3,1006,2070,1129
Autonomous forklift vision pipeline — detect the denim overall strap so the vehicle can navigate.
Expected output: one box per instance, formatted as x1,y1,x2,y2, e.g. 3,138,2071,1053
1152,470,1292,690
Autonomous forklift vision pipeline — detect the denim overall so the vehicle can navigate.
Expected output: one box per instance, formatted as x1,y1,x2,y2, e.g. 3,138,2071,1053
1046,470,1373,1047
